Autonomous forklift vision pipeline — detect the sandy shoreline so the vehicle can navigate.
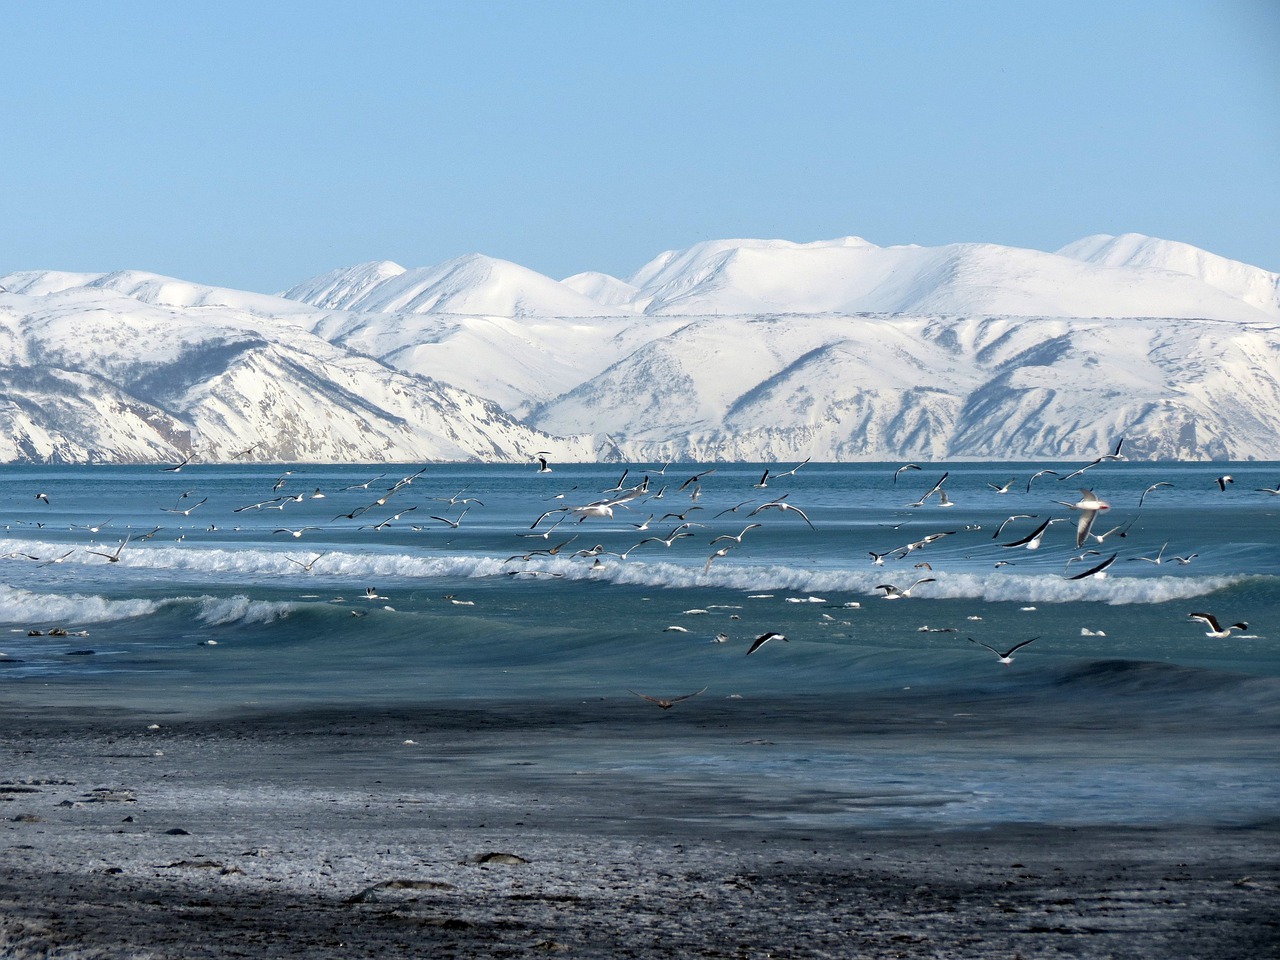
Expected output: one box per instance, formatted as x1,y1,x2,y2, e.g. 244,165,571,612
2,699,1277,958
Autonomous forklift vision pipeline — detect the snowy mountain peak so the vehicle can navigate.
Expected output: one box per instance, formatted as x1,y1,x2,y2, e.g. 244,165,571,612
1057,233,1280,315
283,253,626,319
279,260,408,310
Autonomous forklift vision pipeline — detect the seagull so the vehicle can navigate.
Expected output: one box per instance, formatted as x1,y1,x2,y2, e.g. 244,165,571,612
1215,475,1234,491
431,486,485,507
161,454,192,473
677,468,716,492
907,472,949,508
1187,612,1249,638
273,526,319,539
893,463,922,484
1139,481,1172,507
713,498,758,518
535,454,553,473
342,474,386,491
1088,517,1136,544
1064,552,1117,580
35,492,50,504
746,631,788,655
1000,516,1067,550
1258,481,1280,496
710,523,762,546
968,636,1038,664
876,577,936,599
429,507,469,529
161,496,207,516
1172,553,1198,565
286,552,328,572
87,537,131,563
1026,468,1060,492
748,494,814,529
753,468,770,489
991,515,1036,540
987,478,1015,494
1128,542,1168,565
1054,489,1111,547
1059,438,1126,481
772,456,811,478
704,544,734,573
627,686,707,709
235,496,287,513
637,525,697,549
363,506,419,531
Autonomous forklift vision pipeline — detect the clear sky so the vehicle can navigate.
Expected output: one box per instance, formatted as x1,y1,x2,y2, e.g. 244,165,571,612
3,0,1277,292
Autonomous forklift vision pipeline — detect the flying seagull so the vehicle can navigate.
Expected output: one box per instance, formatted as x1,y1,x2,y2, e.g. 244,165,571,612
1055,489,1111,548
746,631,788,655
1187,612,1249,638
748,494,814,529
893,463,922,484
968,636,1039,664
1139,481,1172,507
876,577,936,599
627,686,708,709
1064,552,1117,580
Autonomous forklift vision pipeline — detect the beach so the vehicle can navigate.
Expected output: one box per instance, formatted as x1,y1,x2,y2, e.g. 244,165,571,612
3,695,1277,959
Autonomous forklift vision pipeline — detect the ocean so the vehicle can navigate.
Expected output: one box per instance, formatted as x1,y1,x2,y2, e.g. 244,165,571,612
3,460,1278,833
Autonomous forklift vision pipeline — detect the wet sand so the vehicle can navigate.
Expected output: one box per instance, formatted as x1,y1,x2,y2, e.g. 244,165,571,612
1,698,1277,959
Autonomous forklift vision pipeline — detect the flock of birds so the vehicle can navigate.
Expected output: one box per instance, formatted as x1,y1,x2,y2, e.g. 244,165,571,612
3,438,1271,699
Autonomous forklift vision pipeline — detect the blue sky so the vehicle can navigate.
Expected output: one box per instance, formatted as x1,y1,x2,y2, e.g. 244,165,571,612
4,0,1277,292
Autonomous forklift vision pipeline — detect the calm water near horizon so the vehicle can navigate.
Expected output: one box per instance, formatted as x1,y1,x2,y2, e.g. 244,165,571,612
3,460,1278,831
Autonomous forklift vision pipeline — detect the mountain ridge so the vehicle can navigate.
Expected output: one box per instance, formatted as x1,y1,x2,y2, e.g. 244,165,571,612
2,232,1278,463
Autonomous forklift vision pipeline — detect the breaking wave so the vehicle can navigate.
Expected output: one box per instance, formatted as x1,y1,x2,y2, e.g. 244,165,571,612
0,582,161,625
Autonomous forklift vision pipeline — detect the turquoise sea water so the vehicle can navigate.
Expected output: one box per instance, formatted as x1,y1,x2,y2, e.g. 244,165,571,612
3,460,1278,830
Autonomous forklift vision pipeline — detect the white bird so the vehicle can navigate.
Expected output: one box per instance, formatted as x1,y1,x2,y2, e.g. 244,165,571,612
161,497,207,516
342,474,386,491
273,526,319,538
1064,552,1117,580
908,472,949,508
991,515,1036,540
987,478,1015,494
1054,489,1111,548
1187,612,1249,638
1000,516,1067,550
710,523,762,545
1139,481,1172,507
968,636,1038,664
876,577,936,599
749,494,814,529
1128,542,1168,565
893,463,922,484
536,455,553,473
428,507,469,529
1215,475,1234,491
285,552,328,572
746,631,787,655
1258,481,1280,495
87,537,131,563
1026,468,1060,492
772,457,810,478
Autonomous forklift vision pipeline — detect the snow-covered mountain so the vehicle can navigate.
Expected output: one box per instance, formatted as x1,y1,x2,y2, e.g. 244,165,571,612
0,272,594,463
2,233,1278,463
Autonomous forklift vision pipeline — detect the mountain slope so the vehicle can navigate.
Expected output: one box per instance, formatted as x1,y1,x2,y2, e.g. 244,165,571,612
3,232,1279,463
0,276,592,463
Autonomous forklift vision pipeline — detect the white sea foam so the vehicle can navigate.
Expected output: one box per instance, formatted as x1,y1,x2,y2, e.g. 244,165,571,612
0,582,160,625
196,595,298,626
502,556,1249,605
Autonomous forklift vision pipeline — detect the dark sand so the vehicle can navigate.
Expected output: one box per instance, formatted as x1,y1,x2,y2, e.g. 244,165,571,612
1,698,1277,958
